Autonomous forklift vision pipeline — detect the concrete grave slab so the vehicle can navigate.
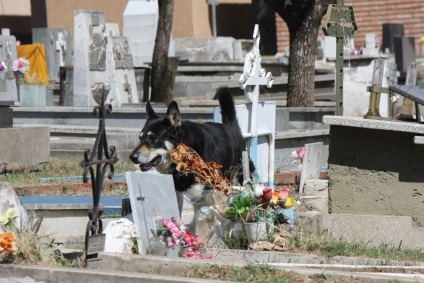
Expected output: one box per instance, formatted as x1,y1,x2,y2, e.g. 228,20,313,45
126,171,180,255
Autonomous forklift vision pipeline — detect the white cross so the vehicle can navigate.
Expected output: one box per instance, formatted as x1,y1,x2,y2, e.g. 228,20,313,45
238,24,273,168
56,32,67,66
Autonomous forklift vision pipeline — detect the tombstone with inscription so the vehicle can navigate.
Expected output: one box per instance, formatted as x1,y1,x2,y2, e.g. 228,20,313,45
107,36,139,106
0,35,18,104
126,171,180,255
73,10,114,106
32,28,72,83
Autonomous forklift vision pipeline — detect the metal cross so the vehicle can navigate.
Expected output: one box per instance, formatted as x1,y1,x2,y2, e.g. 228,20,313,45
322,0,357,116
238,24,273,169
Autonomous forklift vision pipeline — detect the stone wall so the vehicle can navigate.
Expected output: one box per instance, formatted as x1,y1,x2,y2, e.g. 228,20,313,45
276,0,424,55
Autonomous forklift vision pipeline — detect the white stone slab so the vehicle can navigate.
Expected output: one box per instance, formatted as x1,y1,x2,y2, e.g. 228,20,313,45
73,10,112,106
126,171,180,255
0,36,18,103
32,28,73,82
299,142,323,194
106,36,139,107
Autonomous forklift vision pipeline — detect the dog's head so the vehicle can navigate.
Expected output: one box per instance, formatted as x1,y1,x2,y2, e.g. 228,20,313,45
129,101,182,173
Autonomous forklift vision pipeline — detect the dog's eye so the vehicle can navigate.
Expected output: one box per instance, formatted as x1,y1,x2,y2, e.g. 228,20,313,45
147,135,157,143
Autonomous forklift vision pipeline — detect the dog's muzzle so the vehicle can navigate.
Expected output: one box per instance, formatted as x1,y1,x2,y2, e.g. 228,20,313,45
138,155,162,171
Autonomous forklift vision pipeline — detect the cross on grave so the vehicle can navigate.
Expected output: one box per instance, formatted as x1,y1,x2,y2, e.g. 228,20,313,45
56,32,67,67
123,74,132,103
238,24,273,171
322,0,358,116
0,40,5,92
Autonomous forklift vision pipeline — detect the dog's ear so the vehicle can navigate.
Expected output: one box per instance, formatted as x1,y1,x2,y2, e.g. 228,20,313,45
166,101,181,127
146,101,159,119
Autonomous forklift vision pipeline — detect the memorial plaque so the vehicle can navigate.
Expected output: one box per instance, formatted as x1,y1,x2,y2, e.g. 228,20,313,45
89,25,107,71
113,39,133,69
86,233,106,255
4,41,14,80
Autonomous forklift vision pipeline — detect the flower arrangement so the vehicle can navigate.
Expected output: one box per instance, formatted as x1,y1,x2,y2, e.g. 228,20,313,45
225,180,298,227
150,216,213,259
291,147,305,170
170,143,231,194
13,58,30,73
0,208,18,255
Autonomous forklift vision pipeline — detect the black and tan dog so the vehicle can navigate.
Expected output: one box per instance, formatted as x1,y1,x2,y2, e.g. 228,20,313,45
129,87,247,192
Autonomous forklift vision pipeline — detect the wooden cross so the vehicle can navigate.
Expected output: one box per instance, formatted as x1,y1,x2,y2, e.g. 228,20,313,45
238,24,273,168
322,0,358,116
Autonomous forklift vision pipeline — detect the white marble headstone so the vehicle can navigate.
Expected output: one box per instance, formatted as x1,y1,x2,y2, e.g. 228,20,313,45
126,171,180,255
73,10,117,106
106,36,139,107
0,35,18,104
32,28,73,83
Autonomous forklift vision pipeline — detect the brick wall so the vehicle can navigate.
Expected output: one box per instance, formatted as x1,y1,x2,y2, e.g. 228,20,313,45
276,0,424,55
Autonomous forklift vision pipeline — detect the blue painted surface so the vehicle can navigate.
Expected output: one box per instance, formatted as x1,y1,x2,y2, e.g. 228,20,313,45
20,195,124,215
38,174,127,184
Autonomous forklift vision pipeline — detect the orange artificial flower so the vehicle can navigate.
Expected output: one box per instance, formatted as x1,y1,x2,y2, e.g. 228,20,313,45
0,231,16,254
270,191,280,205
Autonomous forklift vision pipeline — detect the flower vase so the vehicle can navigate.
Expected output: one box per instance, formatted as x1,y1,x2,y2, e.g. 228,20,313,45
244,221,267,243
19,85,46,107
148,236,167,256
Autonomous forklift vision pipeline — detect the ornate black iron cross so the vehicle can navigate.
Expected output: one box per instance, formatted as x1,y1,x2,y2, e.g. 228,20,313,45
80,82,119,265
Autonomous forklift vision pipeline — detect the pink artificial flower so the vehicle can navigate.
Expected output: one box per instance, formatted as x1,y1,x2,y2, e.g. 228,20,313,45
279,188,290,200
297,147,305,160
161,218,169,227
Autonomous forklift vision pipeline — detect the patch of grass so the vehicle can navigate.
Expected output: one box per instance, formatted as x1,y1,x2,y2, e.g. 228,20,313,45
0,158,135,192
285,232,424,263
184,264,302,283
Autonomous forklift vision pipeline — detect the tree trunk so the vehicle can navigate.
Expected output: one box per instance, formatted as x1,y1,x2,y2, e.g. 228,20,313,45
263,0,335,107
150,0,175,104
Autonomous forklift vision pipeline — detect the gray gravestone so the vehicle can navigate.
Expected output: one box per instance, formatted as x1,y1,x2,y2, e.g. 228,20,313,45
0,36,18,104
73,10,115,106
32,28,73,83
126,171,180,255
107,36,139,106
299,142,323,194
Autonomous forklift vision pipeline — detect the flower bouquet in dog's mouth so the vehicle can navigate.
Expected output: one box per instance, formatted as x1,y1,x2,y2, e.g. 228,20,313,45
170,143,232,195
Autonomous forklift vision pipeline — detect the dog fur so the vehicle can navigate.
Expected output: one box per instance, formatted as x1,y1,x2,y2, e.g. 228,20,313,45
129,87,247,192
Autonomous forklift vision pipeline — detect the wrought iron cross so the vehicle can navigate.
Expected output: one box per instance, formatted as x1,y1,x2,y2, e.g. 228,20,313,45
238,24,273,168
322,0,358,116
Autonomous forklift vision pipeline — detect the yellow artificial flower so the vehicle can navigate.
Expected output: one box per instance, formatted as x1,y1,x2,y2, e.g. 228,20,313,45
283,197,296,209
5,208,17,220
0,214,7,225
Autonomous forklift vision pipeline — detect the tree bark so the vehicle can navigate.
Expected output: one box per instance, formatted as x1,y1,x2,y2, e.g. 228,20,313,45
150,0,175,104
263,0,335,107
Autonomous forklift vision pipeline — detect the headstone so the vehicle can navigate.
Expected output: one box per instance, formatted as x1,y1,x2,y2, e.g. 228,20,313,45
123,0,158,67
1,29,10,36
73,10,115,107
0,36,18,104
382,23,404,54
362,33,379,56
394,37,416,75
0,182,29,230
126,171,180,255
105,23,120,36
106,36,139,106
32,28,73,83
298,142,323,194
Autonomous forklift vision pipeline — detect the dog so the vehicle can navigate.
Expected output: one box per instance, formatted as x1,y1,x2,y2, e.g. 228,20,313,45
129,87,248,193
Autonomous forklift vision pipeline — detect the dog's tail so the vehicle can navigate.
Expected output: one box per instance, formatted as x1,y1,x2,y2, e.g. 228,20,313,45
217,87,239,127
